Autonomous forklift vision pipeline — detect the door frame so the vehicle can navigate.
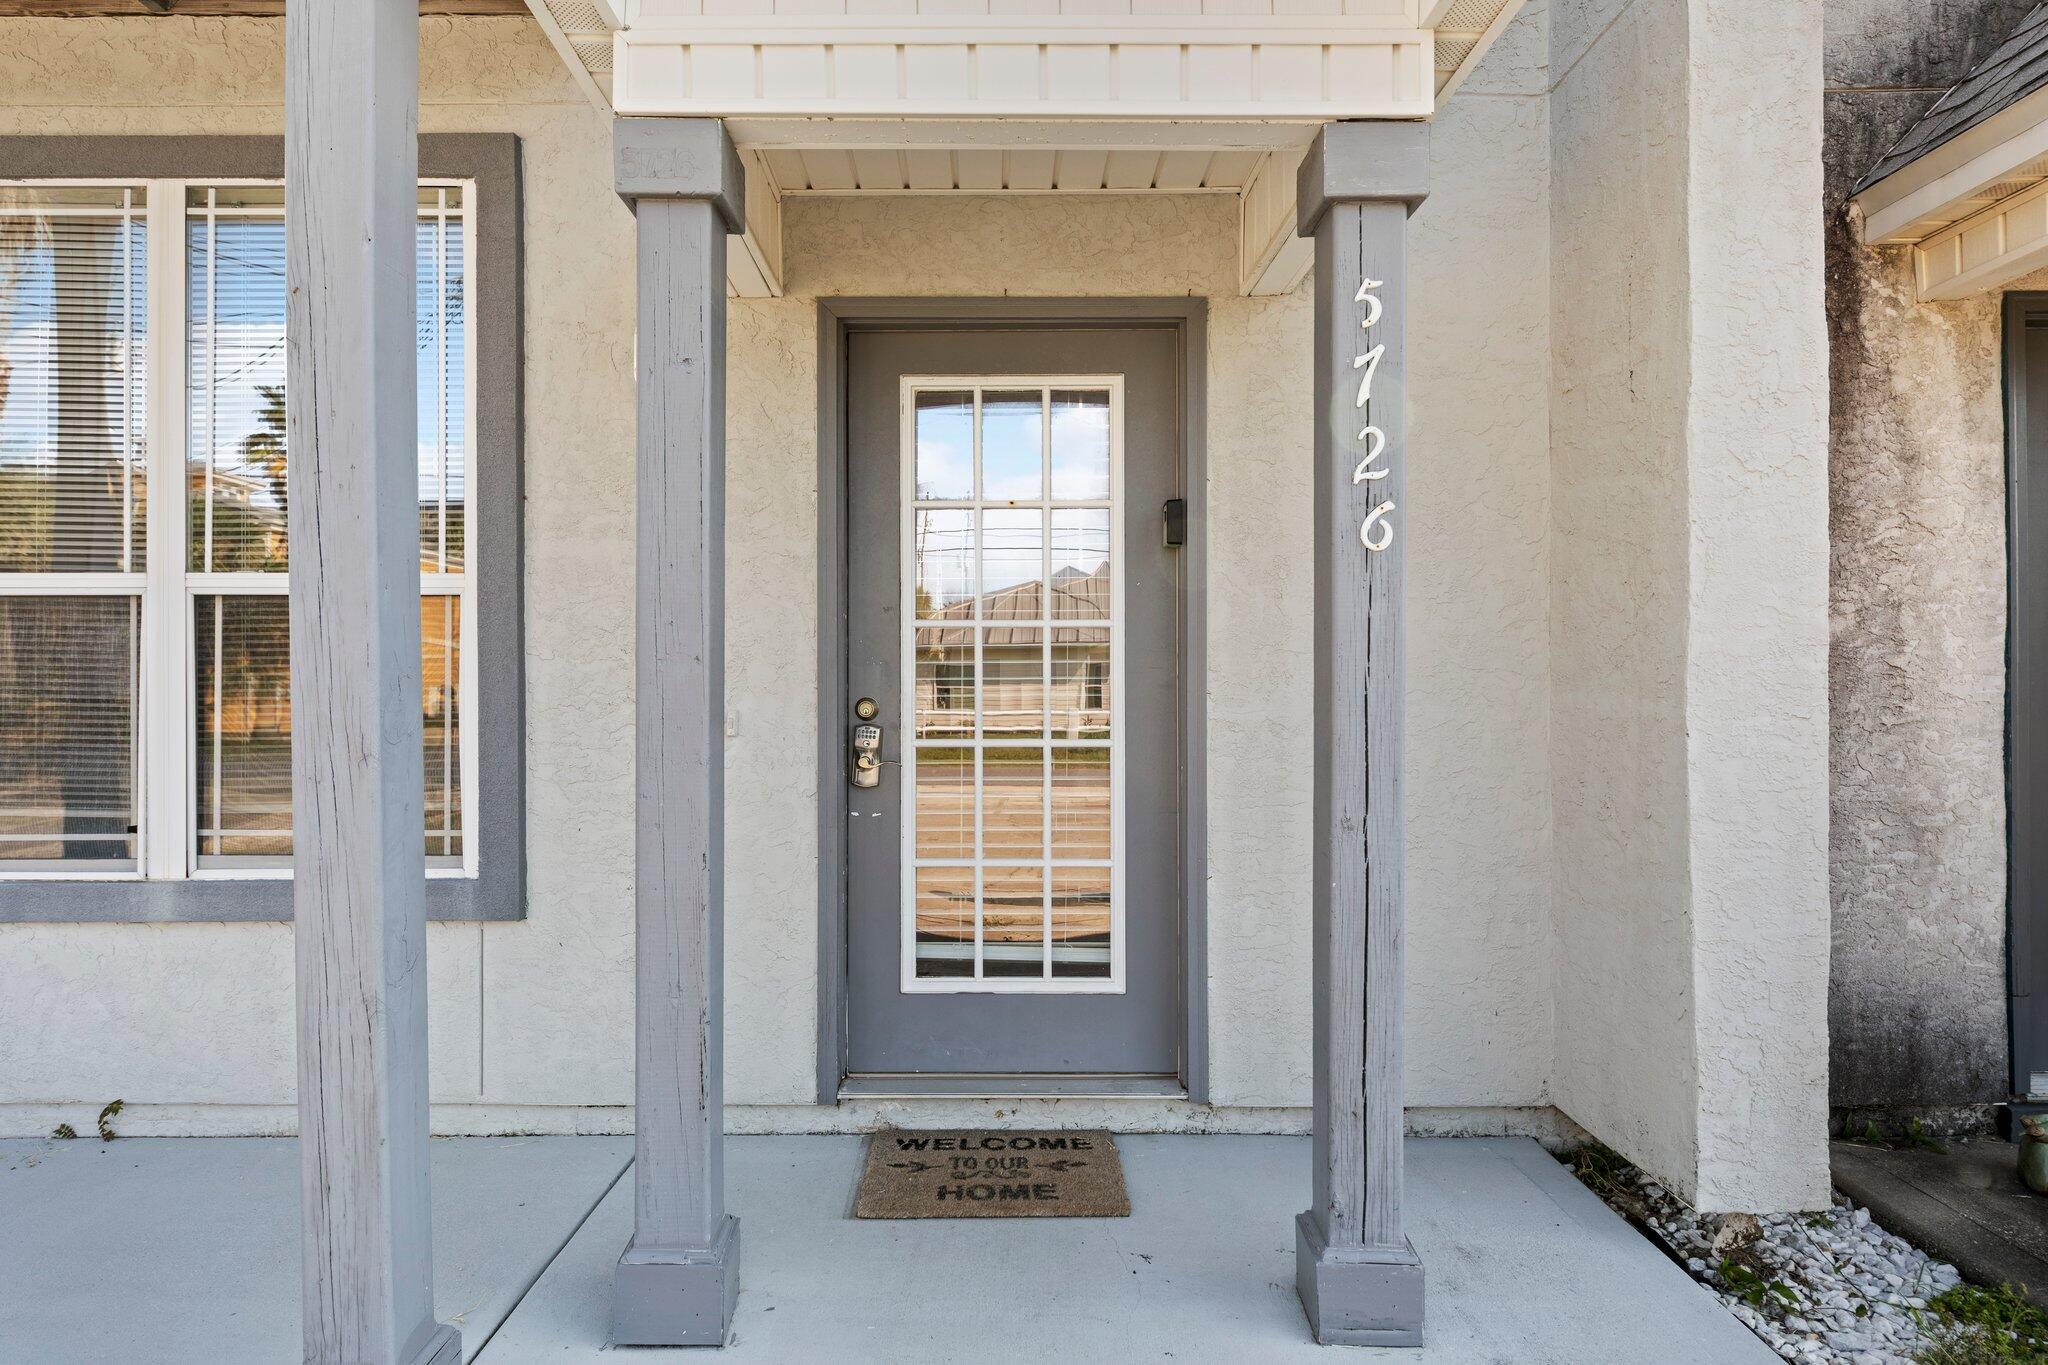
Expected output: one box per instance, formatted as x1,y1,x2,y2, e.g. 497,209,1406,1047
2008,293,2048,1116
815,298,1209,1103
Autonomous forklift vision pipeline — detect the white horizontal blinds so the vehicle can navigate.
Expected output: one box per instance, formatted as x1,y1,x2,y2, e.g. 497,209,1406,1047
907,383,1117,989
192,592,289,860
185,184,471,868
418,187,465,573
0,187,148,574
0,186,147,869
0,598,140,868
187,186,287,573
422,594,461,860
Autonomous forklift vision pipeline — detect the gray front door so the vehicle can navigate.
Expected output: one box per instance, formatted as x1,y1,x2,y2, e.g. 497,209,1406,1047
843,324,1184,1079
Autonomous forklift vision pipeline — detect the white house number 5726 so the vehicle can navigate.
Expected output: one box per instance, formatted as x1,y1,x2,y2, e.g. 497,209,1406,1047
1352,277,1394,553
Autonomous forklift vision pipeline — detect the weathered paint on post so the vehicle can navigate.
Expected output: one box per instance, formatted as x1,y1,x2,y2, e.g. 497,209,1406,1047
1293,119,1429,1349
285,1,458,1362
611,117,745,1349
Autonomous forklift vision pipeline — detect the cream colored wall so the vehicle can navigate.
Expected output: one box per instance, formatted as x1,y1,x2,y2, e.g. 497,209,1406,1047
0,12,1560,1136
1548,0,1831,1211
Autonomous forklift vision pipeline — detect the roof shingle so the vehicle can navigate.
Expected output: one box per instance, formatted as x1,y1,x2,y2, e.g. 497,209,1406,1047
1856,2,2048,196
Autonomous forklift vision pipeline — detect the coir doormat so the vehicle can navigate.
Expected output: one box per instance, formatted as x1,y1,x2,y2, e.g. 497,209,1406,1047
854,1129,1130,1219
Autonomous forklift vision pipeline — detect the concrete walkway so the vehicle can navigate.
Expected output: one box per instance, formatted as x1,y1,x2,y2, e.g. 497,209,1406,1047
1834,1137,2048,1304
0,1133,1772,1363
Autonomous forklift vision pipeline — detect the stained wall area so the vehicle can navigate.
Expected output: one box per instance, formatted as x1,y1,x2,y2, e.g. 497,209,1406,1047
1824,0,2036,1121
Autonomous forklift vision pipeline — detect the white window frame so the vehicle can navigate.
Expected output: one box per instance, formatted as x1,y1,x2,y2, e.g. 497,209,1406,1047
0,174,479,885
897,374,1127,996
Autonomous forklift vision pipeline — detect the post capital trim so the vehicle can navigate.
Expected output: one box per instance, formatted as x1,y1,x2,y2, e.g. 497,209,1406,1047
1296,120,1430,236
614,117,745,233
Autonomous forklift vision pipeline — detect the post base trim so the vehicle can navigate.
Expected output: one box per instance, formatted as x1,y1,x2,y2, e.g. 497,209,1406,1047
612,1216,741,1347
1294,1212,1424,1347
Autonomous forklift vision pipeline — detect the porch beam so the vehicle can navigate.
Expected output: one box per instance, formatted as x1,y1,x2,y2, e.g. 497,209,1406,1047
285,0,457,1362
1294,119,1429,1349
612,116,745,1349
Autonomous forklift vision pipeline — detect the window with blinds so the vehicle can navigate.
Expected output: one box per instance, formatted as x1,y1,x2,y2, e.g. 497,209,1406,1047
0,178,475,879
0,187,147,870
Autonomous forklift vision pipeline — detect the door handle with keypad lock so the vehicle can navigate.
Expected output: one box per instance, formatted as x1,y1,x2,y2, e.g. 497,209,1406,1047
850,697,887,789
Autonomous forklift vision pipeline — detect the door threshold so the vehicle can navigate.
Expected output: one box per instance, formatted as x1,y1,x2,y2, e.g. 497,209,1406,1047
839,1073,1187,1100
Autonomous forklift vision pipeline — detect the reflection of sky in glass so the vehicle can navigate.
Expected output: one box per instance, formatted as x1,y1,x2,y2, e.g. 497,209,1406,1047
185,205,466,570
914,509,973,614
980,391,1041,502
914,392,971,500
0,218,148,466
981,509,1042,599
1050,391,1110,500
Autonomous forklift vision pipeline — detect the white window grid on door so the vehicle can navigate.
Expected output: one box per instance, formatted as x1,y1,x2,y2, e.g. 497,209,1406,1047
0,176,478,884
897,375,1126,996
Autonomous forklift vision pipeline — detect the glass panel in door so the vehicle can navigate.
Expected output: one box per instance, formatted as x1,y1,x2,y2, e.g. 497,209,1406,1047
904,379,1122,992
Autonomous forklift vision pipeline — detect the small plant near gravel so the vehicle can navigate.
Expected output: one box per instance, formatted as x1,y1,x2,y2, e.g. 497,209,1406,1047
1721,1257,1803,1312
1912,1285,2048,1364
1846,1117,1950,1155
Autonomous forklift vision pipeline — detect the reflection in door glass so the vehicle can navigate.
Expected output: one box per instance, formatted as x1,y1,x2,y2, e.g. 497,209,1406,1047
980,391,1044,501
982,747,1046,860
1050,510,1111,620
904,380,1119,989
982,865,1047,978
1051,867,1112,979
914,866,975,978
913,626,974,740
913,391,973,500
1050,390,1111,500
913,510,973,618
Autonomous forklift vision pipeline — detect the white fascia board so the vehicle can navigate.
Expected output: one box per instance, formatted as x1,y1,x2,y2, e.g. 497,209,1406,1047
1855,84,2048,245
613,18,1436,122
722,118,1318,151
1914,176,2048,300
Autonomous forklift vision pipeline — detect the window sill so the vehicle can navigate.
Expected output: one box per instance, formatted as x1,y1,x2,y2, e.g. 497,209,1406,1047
0,874,518,923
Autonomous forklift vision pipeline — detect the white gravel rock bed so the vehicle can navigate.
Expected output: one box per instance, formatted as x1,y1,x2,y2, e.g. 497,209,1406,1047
1625,1177,1962,1365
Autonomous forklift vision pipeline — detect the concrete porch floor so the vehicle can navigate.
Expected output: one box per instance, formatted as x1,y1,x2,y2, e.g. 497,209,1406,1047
0,1133,1774,1363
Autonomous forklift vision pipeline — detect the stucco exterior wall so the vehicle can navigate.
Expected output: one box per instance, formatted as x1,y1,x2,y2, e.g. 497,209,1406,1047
0,11,1562,1136
1549,0,1702,1199
1549,0,1832,1210
1823,0,2034,1117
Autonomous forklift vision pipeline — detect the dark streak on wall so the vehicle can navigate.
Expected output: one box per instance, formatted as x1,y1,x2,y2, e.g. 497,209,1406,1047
1825,0,2038,1115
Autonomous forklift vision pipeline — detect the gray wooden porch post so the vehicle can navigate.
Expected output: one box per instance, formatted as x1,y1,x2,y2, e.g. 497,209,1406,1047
1294,120,1430,1349
285,1,458,1362
611,117,745,1348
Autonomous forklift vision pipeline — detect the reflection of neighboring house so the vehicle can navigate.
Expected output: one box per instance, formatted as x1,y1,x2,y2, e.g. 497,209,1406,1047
189,463,288,566
916,564,1109,738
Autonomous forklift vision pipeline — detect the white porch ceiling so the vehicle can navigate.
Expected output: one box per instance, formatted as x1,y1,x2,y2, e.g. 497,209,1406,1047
522,0,1525,298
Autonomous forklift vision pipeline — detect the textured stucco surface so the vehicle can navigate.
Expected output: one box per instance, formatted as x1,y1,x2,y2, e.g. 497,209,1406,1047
1824,0,2028,1113
1549,0,1832,1211
0,12,1563,1132
1550,0,1701,1201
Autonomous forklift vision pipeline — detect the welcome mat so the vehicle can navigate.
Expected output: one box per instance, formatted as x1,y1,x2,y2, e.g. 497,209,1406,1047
854,1129,1130,1219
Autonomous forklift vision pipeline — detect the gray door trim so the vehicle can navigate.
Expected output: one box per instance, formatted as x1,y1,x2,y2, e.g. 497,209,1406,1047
2008,293,2048,1112
815,297,1209,1105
